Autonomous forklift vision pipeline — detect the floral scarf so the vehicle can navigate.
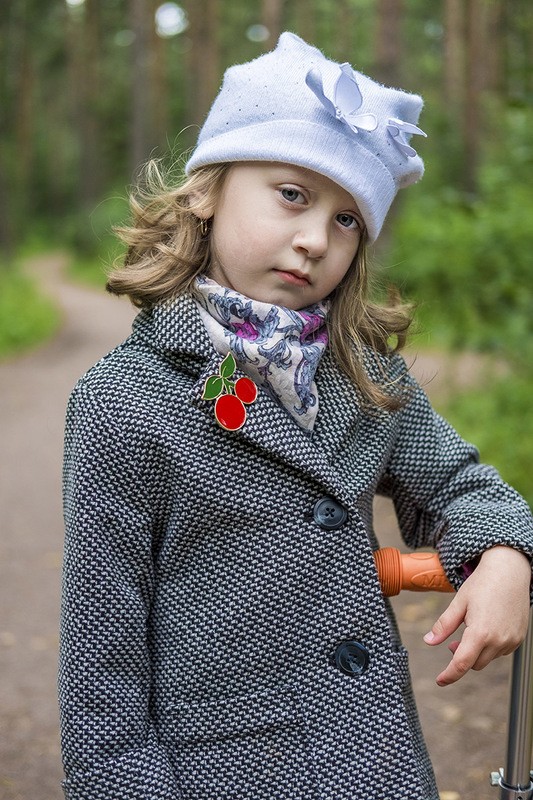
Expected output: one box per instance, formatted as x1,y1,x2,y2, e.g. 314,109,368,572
193,276,330,432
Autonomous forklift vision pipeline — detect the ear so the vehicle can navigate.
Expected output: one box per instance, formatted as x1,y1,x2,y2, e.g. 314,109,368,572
188,190,216,220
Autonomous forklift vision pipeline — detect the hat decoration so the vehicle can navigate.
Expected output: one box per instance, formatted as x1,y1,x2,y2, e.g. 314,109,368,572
387,117,427,158
305,63,378,134
305,62,426,159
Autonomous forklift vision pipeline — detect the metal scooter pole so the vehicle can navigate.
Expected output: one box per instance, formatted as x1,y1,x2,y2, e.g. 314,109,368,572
491,608,533,800
373,549,533,799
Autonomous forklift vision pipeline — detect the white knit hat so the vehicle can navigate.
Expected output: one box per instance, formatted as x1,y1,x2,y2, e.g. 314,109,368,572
185,32,426,243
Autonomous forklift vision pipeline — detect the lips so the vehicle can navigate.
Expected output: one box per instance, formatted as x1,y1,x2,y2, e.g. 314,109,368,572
273,268,311,286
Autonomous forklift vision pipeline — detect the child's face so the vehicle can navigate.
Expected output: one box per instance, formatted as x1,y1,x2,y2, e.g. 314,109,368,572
207,163,363,310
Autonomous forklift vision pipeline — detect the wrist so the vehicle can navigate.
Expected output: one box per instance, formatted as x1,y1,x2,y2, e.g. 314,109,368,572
479,545,531,579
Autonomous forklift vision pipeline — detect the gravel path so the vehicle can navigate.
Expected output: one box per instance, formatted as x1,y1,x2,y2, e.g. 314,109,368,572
0,254,513,800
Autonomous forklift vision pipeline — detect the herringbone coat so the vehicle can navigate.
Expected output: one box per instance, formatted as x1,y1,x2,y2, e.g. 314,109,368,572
59,294,533,800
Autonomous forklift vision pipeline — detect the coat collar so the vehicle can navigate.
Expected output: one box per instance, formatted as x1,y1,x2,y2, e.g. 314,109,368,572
134,293,214,362
133,294,366,504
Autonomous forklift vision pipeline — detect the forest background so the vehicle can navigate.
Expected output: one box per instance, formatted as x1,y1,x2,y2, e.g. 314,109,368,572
1,0,532,503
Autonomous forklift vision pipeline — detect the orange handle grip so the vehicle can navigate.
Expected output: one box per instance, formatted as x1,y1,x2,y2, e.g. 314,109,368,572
374,547,455,597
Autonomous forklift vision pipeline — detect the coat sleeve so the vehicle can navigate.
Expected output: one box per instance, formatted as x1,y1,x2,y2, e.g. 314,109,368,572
376,355,533,591
59,382,181,799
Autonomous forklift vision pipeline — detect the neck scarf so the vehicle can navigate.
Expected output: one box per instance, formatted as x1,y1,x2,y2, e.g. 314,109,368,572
193,276,330,432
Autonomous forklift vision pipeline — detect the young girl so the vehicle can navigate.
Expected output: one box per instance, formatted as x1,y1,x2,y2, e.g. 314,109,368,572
59,32,533,800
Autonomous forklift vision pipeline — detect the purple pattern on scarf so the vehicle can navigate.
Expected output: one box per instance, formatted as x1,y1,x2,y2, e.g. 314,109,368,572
193,276,330,429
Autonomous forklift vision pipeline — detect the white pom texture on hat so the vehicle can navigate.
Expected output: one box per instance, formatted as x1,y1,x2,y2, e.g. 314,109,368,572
185,32,426,243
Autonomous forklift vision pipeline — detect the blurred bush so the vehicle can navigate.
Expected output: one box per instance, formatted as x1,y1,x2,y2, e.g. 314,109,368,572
66,193,129,287
0,268,60,359
387,105,533,504
433,374,532,507
389,105,533,369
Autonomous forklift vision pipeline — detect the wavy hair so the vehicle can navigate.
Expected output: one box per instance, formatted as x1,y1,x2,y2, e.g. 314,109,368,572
107,161,412,410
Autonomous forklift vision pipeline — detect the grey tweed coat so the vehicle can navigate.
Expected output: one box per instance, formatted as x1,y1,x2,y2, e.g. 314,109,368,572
59,293,533,800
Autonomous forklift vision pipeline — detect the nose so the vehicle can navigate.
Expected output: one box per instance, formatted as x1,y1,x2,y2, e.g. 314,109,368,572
292,219,329,260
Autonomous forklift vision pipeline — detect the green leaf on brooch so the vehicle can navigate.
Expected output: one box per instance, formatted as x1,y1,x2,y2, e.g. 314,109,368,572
202,375,223,400
220,353,236,378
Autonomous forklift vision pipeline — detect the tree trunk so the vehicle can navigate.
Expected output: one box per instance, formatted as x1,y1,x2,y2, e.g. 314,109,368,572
484,0,504,96
334,0,357,61
0,165,14,264
1,0,35,253
185,0,221,128
64,0,105,253
443,0,465,112
81,0,103,207
130,0,154,178
374,0,404,86
464,0,485,195
261,0,285,51
373,0,404,251
151,0,168,153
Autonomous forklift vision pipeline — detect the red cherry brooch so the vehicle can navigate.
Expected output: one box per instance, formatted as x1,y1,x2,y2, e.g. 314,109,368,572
202,353,258,431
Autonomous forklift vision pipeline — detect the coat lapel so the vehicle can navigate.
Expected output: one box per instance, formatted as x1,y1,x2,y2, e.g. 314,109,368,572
312,349,362,464
137,294,363,503
190,352,347,498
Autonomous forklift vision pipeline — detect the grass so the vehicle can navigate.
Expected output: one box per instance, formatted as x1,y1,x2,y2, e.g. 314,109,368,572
0,267,60,359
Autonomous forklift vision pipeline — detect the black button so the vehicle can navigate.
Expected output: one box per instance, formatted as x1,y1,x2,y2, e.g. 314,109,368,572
313,497,347,530
333,641,370,676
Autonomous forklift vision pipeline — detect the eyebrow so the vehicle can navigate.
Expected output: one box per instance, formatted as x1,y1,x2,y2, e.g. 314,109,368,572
267,165,362,217
268,165,309,182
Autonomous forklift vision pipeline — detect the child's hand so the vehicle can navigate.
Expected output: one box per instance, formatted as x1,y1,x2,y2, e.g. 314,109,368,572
423,546,531,686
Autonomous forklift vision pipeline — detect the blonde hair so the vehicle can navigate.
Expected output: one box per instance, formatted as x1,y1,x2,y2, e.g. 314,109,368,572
107,161,412,411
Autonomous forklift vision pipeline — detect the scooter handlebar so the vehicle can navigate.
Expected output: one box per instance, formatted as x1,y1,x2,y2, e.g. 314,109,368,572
374,547,454,597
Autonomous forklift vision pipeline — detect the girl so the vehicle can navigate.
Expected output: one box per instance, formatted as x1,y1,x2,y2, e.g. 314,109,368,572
59,33,533,800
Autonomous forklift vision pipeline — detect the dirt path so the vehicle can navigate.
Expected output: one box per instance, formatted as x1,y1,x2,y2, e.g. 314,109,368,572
0,255,136,800
0,254,512,800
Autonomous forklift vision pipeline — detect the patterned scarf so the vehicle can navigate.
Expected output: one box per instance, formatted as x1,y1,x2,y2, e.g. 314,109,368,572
193,276,330,432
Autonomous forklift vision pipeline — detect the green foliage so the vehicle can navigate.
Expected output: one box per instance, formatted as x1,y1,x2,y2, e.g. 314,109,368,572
388,105,533,369
67,193,129,286
387,104,533,506
434,375,533,508
0,268,60,359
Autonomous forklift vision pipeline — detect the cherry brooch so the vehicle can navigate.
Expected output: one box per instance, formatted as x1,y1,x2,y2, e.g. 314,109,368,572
202,353,258,431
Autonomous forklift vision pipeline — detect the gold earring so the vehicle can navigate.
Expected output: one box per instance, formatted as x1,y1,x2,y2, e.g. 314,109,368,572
200,218,209,237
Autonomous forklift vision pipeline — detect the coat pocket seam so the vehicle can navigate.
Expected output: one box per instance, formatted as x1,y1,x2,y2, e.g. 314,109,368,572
163,684,301,744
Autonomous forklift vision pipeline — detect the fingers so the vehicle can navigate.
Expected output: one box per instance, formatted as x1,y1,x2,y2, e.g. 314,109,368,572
432,619,526,686
440,629,478,685
435,626,498,686
423,594,466,646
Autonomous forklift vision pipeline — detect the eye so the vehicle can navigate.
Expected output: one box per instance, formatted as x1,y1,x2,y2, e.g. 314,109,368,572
279,186,306,204
336,212,360,230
